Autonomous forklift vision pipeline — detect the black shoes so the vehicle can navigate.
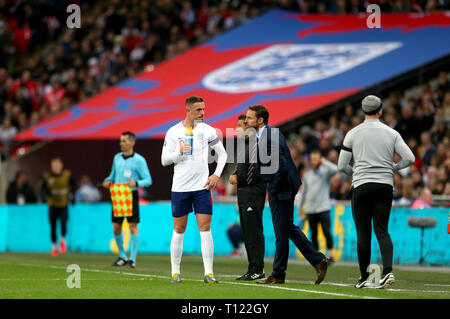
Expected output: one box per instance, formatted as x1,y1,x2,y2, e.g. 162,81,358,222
112,257,127,266
378,273,395,289
355,272,395,289
314,257,329,285
258,275,285,284
236,272,265,281
236,272,250,280
127,260,136,268
355,276,369,288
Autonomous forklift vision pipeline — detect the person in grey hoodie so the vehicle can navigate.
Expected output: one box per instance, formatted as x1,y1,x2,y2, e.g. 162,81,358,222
337,95,415,289
299,149,338,263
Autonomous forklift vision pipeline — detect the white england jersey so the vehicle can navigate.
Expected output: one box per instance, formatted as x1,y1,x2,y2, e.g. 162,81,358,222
161,122,226,192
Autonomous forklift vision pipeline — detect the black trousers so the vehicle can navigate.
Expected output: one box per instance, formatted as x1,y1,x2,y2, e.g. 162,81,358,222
351,183,394,278
268,192,324,280
307,211,334,250
49,206,68,243
237,185,266,274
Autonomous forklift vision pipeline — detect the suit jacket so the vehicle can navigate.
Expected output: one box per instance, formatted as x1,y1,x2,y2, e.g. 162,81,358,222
235,137,264,188
234,136,267,205
258,125,301,201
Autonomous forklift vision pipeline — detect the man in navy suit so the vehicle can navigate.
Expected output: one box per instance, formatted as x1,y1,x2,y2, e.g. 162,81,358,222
244,105,329,284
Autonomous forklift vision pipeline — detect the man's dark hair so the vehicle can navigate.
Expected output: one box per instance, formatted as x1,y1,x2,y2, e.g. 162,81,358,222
185,96,204,108
122,131,136,141
248,104,269,124
238,114,246,120
51,156,62,163
15,170,26,181
310,149,321,156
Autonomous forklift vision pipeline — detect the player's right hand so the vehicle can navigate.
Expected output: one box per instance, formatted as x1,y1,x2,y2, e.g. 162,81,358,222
180,142,192,154
229,174,237,185
102,180,111,188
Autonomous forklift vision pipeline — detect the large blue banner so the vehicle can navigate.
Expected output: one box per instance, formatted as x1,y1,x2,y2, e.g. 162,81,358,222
14,11,450,141
0,203,448,266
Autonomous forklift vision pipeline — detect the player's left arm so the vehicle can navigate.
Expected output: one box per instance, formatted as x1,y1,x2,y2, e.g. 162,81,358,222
205,131,227,190
337,130,354,176
393,131,415,172
211,138,227,177
135,156,152,188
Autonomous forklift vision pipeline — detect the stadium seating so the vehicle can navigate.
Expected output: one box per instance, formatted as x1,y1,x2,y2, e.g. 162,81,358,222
0,1,449,205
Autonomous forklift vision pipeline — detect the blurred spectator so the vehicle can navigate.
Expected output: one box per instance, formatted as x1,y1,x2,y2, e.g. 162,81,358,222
44,79,66,111
411,187,433,209
0,117,17,153
12,87,32,118
299,125,319,152
395,105,417,140
418,131,436,167
396,178,415,206
8,70,40,111
227,222,244,257
75,175,101,203
6,171,37,204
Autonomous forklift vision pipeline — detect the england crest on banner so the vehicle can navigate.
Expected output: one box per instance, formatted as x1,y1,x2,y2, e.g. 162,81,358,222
202,42,402,94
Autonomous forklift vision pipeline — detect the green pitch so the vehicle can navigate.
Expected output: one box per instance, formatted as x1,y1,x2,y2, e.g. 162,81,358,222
0,253,449,299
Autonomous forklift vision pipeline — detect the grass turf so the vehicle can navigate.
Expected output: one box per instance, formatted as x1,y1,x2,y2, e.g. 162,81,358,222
0,253,449,299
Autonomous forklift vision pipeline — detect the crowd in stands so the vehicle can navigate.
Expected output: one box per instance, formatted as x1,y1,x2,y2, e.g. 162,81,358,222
285,73,450,204
1,0,450,156
0,0,274,157
216,72,450,205
1,0,449,205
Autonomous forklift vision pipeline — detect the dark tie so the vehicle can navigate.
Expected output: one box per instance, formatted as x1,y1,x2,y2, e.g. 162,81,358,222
247,140,258,185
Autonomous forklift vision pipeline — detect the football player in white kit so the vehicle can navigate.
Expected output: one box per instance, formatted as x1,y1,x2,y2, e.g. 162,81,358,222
161,96,227,283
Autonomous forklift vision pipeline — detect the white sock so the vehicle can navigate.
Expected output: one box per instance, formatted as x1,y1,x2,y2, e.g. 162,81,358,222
200,230,214,275
170,231,184,276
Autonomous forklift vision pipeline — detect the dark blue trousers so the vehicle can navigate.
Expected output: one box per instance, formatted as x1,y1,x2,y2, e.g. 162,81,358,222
268,192,325,279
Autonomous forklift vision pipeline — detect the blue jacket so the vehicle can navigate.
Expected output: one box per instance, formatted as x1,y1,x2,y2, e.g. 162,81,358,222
258,125,301,200
105,152,152,191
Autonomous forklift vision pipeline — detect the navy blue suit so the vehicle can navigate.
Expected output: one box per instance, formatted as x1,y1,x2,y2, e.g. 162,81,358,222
259,125,325,280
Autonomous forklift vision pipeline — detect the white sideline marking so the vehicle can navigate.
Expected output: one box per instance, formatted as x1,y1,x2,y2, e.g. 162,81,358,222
225,273,450,294
0,278,147,281
424,284,450,288
217,281,380,299
221,274,353,288
386,288,450,293
16,262,380,299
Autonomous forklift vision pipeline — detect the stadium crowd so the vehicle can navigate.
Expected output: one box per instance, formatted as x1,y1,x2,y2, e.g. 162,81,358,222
0,0,449,204
1,0,450,156
218,73,450,204
285,75,450,203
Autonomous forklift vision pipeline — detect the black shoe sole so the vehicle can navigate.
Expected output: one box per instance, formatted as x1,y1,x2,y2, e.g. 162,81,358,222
242,274,265,281
378,275,395,289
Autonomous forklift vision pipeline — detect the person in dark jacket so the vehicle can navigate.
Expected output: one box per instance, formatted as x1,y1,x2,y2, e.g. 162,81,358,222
245,105,329,285
41,157,76,257
229,114,267,281
6,171,37,204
